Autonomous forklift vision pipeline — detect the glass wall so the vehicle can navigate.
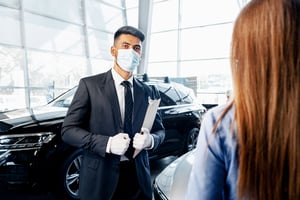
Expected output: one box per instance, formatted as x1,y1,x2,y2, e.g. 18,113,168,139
148,0,249,104
0,0,129,111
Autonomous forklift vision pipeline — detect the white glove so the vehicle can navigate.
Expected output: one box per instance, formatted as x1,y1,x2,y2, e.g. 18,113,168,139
133,127,153,150
109,133,130,155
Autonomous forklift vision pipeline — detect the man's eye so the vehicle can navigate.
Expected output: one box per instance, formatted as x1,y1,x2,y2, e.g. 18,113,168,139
122,44,130,49
134,46,141,51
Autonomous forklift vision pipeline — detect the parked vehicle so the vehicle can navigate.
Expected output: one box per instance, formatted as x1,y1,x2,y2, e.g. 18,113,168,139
153,149,196,200
0,77,206,199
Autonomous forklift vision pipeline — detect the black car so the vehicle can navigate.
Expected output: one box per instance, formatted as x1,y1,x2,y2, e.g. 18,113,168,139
0,78,206,199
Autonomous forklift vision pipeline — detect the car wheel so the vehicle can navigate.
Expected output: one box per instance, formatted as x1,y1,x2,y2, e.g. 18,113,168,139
58,149,83,200
185,127,199,152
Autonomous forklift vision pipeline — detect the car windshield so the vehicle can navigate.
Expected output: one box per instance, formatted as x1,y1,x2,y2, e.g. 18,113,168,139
49,87,77,108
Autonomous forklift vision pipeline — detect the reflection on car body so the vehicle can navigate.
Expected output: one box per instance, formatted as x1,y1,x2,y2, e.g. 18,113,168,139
154,149,195,200
0,77,206,199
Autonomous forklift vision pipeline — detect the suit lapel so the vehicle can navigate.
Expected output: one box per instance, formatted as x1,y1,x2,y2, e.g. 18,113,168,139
104,70,123,131
133,79,144,114
133,79,148,127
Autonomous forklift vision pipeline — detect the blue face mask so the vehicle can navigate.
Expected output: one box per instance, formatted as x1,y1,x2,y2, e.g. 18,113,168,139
117,49,140,72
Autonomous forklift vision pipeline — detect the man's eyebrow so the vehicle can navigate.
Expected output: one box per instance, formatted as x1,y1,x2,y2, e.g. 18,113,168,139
122,41,131,45
133,44,141,48
122,41,141,48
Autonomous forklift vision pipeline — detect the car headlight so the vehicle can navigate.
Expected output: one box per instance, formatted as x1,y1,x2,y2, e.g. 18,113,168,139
0,132,56,166
0,132,55,150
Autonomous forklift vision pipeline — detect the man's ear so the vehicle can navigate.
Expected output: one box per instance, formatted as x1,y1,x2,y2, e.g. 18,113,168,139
111,46,117,57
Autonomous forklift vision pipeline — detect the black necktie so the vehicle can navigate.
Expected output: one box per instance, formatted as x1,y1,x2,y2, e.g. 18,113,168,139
121,81,134,159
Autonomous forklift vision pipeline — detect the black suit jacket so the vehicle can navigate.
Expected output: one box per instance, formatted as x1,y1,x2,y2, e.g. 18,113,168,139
61,70,165,200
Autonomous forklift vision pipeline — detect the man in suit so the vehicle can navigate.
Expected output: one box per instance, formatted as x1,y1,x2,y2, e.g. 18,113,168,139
61,26,165,200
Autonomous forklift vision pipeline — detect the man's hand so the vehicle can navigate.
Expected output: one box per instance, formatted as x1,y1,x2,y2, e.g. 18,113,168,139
133,127,153,150
110,133,130,155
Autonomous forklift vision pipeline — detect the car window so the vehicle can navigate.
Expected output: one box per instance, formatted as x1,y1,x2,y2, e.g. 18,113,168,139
50,87,76,108
155,84,181,106
57,95,74,107
159,92,176,106
149,82,196,106
175,87,195,104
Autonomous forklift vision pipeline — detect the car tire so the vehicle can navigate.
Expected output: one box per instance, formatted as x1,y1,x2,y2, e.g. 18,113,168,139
185,127,199,152
57,148,83,200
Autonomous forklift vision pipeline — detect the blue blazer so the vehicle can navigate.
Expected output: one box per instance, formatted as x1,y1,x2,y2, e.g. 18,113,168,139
61,69,165,200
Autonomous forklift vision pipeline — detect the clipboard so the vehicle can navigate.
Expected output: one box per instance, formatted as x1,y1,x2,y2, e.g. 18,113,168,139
133,98,161,158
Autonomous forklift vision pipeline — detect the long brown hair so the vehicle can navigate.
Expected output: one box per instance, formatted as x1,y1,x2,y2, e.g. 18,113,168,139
225,0,300,199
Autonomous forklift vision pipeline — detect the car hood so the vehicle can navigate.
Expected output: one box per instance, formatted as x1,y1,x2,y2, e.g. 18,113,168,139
154,149,195,200
0,106,68,132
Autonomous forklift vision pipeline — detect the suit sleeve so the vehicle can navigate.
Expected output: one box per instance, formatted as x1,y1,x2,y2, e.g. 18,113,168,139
148,85,165,151
61,79,109,157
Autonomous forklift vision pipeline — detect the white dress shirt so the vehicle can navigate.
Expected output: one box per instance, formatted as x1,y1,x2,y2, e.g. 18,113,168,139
111,68,134,126
105,68,133,158
106,68,154,157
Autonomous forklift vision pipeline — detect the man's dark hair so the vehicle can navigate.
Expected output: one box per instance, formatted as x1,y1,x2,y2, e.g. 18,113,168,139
114,26,145,42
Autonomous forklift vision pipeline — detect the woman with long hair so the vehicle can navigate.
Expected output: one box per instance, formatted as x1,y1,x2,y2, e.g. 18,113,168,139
185,0,299,199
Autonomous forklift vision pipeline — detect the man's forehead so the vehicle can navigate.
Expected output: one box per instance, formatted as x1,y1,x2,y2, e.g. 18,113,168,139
116,34,141,44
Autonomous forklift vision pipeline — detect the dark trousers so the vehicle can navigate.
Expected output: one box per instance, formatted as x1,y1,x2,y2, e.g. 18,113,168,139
111,160,148,200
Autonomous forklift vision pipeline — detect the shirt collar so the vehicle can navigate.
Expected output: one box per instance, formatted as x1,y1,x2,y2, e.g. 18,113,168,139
111,68,133,86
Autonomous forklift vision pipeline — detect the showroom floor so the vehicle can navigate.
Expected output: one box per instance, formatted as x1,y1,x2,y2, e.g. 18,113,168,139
0,156,177,200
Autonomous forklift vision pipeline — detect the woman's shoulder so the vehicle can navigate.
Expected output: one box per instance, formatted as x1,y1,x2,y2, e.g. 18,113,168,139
201,104,236,148
204,104,234,126
200,104,237,168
